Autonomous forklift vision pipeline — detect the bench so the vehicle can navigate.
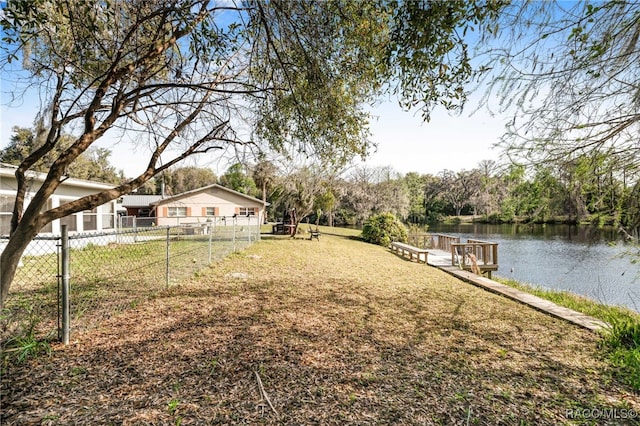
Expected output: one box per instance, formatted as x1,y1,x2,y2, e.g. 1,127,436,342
308,227,320,241
390,241,428,264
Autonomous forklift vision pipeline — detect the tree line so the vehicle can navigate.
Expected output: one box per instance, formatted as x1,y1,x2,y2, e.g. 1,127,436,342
3,124,638,236
267,160,639,234
131,155,640,236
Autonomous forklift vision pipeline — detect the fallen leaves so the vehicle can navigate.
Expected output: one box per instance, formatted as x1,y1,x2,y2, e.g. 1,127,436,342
2,233,639,425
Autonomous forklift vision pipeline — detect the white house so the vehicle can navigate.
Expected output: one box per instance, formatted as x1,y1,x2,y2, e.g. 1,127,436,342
0,163,118,236
152,184,268,226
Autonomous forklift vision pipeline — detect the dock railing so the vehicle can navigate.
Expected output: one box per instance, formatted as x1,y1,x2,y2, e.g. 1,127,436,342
433,234,461,252
408,233,461,251
451,239,499,277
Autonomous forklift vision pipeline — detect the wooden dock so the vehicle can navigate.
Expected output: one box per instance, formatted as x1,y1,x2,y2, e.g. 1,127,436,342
406,233,609,332
409,233,499,277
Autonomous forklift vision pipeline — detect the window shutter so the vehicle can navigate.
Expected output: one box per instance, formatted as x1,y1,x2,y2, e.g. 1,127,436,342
215,207,219,216
201,207,207,217
186,207,192,217
161,207,167,217
235,207,240,214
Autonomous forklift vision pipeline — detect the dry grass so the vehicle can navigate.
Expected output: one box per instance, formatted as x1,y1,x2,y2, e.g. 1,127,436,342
2,228,639,425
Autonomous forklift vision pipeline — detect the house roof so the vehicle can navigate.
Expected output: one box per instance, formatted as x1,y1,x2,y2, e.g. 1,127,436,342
121,195,163,208
0,163,116,190
151,184,269,206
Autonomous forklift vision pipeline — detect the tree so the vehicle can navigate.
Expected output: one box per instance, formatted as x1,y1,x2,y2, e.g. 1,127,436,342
370,171,409,220
1,127,122,183
161,166,217,195
0,127,40,166
219,163,258,196
337,165,397,226
422,174,446,222
251,158,279,207
0,0,504,305
278,164,338,235
403,172,427,224
313,189,337,227
479,1,640,228
438,169,480,217
469,160,501,218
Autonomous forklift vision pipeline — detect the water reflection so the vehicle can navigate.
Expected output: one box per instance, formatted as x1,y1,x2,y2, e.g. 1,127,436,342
428,223,639,312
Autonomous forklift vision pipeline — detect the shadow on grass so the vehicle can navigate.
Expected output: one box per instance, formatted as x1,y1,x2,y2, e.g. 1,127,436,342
3,274,634,425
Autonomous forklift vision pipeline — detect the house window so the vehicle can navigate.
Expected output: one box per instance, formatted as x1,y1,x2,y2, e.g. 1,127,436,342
102,202,114,229
59,198,78,232
0,195,15,235
168,206,187,217
239,207,256,216
205,207,216,216
60,213,78,232
83,207,98,231
1,196,55,234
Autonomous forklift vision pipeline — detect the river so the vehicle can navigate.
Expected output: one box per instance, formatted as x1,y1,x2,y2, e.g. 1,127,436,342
427,223,640,313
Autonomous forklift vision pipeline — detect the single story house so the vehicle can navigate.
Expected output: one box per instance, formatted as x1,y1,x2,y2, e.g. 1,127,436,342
0,163,118,236
151,184,268,226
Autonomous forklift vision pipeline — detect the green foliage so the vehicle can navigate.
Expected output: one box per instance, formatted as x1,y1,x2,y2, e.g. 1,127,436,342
250,0,505,165
3,333,51,364
1,299,52,366
361,213,407,247
407,223,428,235
403,172,427,224
0,127,122,183
604,317,640,351
219,163,258,196
161,167,217,195
167,398,180,415
602,317,640,389
482,1,640,214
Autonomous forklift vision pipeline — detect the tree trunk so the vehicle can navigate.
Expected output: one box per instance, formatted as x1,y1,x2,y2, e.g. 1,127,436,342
0,221,41,307
262,183,268,223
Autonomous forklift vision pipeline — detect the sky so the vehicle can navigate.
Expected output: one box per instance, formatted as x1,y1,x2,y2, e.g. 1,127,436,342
0,1,514,180
364,97,508,176
0,91,510,179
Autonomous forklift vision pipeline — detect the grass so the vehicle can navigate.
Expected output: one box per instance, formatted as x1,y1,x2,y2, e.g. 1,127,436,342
1,226,639,425
1,231,246,360
496,277,640,391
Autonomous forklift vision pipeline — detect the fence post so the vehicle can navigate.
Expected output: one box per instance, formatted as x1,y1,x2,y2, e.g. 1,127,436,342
233,216,237,252
165,226,170,289
208,223,213,264
60,225,70,345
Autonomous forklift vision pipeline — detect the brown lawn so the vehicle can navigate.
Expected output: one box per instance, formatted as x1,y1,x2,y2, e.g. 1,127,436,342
2,229,639,425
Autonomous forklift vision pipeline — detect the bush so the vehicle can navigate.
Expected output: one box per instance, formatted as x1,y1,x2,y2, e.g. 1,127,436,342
361,213,408,247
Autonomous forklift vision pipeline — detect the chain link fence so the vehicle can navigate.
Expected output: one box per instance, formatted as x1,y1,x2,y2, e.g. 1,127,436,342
1,216,260,347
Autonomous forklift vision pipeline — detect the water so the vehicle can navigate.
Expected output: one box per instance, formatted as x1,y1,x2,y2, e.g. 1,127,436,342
428,223,640,312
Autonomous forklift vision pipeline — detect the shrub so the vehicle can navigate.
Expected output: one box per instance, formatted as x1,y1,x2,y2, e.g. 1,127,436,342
361,213,408,247
407,223,429,235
